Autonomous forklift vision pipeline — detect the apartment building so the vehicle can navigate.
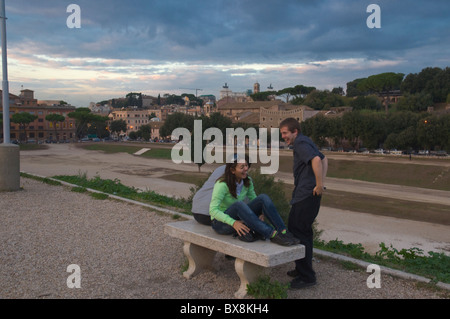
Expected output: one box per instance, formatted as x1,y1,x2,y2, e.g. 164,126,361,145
1,89,77,142
108,108,162,136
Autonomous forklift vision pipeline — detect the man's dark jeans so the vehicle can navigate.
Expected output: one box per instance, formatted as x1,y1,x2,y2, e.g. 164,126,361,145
288,195,321,283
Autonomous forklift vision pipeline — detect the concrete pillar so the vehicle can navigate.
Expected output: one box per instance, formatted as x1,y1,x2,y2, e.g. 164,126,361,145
0,143,20,191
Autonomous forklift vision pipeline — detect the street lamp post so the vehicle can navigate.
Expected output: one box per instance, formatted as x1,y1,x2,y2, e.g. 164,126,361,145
0,0,20,192
1,0,10,143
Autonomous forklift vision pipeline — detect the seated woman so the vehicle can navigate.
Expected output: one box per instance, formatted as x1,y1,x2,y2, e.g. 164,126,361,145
209,155,298,246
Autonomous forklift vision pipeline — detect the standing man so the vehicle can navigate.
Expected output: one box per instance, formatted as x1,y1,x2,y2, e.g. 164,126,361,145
279,117,328,289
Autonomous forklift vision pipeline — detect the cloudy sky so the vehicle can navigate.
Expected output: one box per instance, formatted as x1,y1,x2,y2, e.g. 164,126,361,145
3,0,449,107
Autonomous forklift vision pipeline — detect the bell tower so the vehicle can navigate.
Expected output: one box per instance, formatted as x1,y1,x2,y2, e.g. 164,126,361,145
253,82,260,94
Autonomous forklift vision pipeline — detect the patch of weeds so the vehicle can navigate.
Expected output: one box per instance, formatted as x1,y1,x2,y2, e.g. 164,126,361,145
90,192,109,200
20,172,61,186
315,239,450,284
181,258,189,274
71,186,87,193
340,261,362,271
246,275,289,299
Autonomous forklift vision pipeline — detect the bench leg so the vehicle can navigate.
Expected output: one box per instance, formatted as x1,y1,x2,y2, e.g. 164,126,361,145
183,241,216,279
234,258,266,299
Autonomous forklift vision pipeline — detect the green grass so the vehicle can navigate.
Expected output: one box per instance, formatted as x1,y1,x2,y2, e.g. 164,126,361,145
316,239,450,284
82,144,140,154
80,143,173,159
277,155,450,191
19,144,48,151
52,173,191,213
326,159,450,191
20,172,62,186
141,148,173,159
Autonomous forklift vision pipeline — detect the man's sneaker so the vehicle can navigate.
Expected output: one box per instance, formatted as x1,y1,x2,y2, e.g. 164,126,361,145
290,277,317,289
270,232,293,246
287,269,299,277
285,231,301,245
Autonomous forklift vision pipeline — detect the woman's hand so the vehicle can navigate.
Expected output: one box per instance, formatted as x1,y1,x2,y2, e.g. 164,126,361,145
233,220,250,236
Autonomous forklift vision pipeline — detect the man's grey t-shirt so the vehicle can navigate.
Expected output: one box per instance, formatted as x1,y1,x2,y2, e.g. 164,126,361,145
291,134,324,205
191,165,225,216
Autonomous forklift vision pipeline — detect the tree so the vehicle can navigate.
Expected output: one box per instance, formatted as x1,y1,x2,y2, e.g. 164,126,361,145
138,124,152,141
357,72,405,114
346,78,368,97
359,113,386,150
160,112,195,138
110,119,127,137
276,85,315,103
164,94,184,105
68,108,108,139
128,131,137,140
45,113,65,141
342,112,365,150
160,112,232,171
126,92,142,108
301,114,330,147
250,91,273,101
417,114,450,151
11,112,38,142
349,96,381,111
302,89,346,110
331,87,344,96
401,67,450,103
396,92,433,112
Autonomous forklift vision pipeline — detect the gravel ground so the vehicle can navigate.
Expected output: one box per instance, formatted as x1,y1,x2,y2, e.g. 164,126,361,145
0,178,447,299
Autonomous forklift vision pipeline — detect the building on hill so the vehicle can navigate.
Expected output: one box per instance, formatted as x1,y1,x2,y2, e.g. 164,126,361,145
108,108,162,136
217,100,320,128
260,104,320,129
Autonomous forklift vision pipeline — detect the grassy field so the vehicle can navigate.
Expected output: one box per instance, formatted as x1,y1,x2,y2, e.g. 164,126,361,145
276,153,450,191
81,143,174,159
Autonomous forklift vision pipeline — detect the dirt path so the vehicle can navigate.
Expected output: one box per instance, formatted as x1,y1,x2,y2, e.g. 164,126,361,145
20,143,450,255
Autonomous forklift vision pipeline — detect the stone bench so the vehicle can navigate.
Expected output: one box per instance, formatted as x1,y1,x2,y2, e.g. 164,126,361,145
164,220,305,298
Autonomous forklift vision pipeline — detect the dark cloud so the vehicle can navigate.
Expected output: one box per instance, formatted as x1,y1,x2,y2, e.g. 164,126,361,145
3,0,449,106
5,0,450,63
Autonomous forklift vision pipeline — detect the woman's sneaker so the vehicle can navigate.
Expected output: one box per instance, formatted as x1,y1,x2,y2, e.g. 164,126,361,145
238,231,258,242
270,232,294,246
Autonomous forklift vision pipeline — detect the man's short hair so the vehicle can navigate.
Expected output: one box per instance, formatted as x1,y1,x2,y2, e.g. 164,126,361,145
279,117,301,133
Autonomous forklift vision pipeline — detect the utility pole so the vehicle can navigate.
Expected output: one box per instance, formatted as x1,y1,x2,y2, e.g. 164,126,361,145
1,0,9,143
0,0,20,191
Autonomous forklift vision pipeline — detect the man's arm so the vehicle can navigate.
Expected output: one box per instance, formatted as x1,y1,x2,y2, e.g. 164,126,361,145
321,156,328,186
311,156,324,196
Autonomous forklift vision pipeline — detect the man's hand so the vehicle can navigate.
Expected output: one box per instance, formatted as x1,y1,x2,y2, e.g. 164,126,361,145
313,184,325,196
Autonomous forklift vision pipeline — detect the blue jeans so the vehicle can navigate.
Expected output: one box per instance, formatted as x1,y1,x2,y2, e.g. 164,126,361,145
211,194,286,239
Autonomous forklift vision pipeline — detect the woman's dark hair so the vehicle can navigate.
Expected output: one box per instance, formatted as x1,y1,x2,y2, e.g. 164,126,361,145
218,156,250,198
